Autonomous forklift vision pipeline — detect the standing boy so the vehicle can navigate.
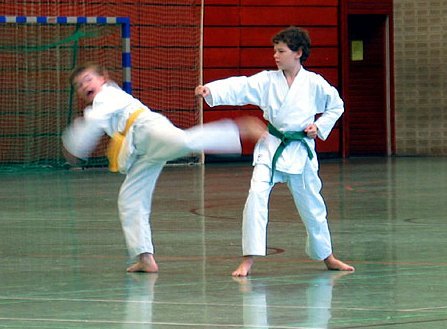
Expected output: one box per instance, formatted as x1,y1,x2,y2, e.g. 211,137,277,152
195,26,355,276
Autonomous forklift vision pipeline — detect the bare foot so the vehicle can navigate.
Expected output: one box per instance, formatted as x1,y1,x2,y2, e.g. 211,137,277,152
235,116,267,143
324,254,355,272
127,253,159,273
232,256,254,277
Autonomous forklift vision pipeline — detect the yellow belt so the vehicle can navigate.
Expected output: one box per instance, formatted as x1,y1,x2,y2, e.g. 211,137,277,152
107,109,145,173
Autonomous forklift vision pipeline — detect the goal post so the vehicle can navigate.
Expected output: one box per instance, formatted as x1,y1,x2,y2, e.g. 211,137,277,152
0,16,131,168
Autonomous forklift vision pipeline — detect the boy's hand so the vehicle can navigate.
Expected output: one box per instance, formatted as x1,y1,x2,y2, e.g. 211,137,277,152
62,146,81,166
195,85,210,98
304,123,318,139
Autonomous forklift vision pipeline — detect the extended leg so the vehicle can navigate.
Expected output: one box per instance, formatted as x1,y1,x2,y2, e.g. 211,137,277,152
288,164,354,271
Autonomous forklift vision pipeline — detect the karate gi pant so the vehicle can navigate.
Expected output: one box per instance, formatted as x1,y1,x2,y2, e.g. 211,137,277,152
118,116,241,258
242,161,333,260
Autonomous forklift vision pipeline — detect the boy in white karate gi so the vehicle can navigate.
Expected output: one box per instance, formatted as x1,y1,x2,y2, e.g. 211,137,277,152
195,26,355,276
62,63,265,273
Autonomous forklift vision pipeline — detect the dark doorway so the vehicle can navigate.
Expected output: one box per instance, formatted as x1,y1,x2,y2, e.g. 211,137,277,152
344,14,392,156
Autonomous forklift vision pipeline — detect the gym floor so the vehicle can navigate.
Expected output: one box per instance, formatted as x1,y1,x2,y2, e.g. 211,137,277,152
0,157,446,328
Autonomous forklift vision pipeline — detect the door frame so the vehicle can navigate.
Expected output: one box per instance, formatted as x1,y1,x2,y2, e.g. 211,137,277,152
339,0,395,157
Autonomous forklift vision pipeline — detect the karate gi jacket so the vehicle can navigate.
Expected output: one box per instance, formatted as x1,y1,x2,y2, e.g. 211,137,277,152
62,82,158,167
204,68,344,175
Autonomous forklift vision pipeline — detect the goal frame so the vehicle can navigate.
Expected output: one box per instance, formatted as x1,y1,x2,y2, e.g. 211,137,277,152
0,15,132,93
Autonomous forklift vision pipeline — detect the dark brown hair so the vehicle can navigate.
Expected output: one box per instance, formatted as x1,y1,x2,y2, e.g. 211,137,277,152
272,26,311,63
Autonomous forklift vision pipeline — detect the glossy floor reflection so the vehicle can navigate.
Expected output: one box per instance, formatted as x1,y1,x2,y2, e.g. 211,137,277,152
0,157,446,328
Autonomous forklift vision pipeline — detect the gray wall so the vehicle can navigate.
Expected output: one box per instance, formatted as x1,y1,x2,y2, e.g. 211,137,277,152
394,0,447,155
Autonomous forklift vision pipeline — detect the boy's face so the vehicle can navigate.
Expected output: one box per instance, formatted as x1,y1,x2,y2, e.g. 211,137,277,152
273,41,302,72
73,68,107,104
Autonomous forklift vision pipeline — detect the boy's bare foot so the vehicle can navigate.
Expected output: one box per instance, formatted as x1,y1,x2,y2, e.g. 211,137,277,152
324,254,355,272
235,116,267,143
232,256,254,277
127,253,159,273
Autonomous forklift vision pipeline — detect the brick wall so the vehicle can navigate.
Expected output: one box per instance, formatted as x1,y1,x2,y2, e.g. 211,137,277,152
394,0,447,155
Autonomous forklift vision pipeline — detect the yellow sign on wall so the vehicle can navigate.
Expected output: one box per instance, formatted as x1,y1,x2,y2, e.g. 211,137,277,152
351,40,364,61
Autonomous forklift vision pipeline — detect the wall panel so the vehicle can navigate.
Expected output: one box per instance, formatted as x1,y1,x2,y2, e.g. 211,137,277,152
240,7,338,26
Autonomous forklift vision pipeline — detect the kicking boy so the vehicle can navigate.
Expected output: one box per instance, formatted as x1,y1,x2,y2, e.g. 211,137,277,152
62,63,266,272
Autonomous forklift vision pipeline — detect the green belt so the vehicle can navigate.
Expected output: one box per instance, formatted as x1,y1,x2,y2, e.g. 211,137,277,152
268,123,314,184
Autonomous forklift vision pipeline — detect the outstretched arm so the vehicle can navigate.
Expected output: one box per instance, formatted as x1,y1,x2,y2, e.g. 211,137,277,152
196,72,268,108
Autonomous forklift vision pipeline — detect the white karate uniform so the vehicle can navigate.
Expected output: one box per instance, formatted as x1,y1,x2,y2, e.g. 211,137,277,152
204,68,344,260
63,82,242,258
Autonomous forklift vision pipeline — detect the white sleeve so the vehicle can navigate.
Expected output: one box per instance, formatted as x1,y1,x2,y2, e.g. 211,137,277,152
314,78,344,141
205,72,269,107
62,117,105,160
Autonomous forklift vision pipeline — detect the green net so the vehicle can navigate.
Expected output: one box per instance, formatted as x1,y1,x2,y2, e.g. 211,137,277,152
0,22,125,169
